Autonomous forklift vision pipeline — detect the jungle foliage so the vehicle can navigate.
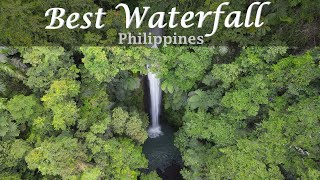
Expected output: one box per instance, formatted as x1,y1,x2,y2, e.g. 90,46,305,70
0,0,319,180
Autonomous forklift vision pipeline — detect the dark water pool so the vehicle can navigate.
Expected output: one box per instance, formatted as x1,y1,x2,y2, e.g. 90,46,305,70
142,122,183,179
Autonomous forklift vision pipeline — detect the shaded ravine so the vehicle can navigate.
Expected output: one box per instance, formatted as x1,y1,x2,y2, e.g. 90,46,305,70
142,28,183,179
142,75,183,179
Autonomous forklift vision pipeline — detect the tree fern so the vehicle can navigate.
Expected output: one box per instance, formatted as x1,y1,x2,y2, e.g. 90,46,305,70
0,80,6,94
0,63,26,81
7,58,28,72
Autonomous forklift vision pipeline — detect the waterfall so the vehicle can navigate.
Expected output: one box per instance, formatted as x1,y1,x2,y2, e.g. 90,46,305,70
147,69,163,138
147,28,163,138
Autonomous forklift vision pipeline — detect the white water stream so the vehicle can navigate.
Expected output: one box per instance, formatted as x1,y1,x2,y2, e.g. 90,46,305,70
147,68,163,138
147,36,163,138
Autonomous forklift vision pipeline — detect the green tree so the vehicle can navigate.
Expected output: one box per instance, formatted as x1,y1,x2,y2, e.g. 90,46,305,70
41,80,80,130
112,107,148,144
0,99,19,138
6,95,42,124
140,171,161,180
25,135,87,178
175,47,320,179
21,47,79,91
0,139,31,171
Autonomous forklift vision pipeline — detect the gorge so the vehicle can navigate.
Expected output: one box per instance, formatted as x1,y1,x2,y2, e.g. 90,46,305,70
142,28,183,179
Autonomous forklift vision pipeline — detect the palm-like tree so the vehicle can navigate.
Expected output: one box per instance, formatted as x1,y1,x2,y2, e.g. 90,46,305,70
0,54,26,81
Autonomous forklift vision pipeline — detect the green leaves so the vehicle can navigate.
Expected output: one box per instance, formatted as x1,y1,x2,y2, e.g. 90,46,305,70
81,47,119,83
81,167,102,180
175,47,320,179
80,46,149,83
84,135,148,179
0,63,26,81
0,99,19,138
208,145,284,180
269,53,320,96
7,95,42,124
161,80,175,93
0,139,31,170
124,77,141,91
187,90,221,110
222,75,269,120
101,138,148,179
211,63,240,88
0,34,318,180
111,107,129,134
111,107,148,144
42,80,80,130
141,171,161,180
183,111,236,146
25,136,87,178
156,47,214,93
21,47,79,91
0,112,19,138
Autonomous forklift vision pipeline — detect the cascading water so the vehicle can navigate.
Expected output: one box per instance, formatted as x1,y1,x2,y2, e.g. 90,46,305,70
147,36,163,138
143,28,183,178
147,67,163,138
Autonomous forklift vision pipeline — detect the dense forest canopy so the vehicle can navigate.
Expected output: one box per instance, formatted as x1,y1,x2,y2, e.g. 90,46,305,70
0,0,319,179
